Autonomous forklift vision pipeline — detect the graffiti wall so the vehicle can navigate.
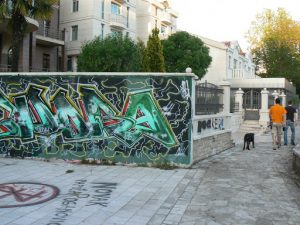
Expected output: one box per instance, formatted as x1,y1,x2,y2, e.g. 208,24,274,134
0,74,193,164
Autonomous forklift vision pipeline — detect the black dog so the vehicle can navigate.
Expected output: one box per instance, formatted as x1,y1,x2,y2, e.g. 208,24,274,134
243,133,255,150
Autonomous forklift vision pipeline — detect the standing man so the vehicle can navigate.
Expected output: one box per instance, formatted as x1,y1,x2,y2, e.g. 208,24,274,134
284,100,297,146
269,98,287,150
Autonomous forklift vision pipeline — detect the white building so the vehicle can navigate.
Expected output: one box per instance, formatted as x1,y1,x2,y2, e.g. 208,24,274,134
136,0,178,42
198,36,256,84
194,35,297,127
60,0,137,71
60,0,178,71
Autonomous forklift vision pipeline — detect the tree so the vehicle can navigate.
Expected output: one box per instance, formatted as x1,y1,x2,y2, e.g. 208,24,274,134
137,39,149,72
77,34,141,72
0,0,58,72
162,31,212,79
247,8,300,92
146,28,165,72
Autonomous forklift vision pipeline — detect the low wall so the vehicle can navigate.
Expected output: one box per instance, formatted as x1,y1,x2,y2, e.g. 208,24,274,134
193,131,234,163
192,114,234,163
293,146,300,175
0,73,194,165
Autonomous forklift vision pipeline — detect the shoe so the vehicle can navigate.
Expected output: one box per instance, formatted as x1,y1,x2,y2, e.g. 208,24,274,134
291,142,295,146
273,147,276,150
284,143,287,146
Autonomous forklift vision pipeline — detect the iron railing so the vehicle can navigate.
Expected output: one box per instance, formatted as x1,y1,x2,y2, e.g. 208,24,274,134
36,24,64,40
195,81,223,115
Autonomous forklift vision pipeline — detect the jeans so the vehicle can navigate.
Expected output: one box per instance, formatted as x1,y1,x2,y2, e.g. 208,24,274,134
284,120,295,145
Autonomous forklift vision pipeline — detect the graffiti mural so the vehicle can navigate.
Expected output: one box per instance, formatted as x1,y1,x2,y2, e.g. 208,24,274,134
0,74,192,164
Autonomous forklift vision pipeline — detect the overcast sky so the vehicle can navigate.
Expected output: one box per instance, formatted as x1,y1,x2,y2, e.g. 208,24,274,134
171,0,299,51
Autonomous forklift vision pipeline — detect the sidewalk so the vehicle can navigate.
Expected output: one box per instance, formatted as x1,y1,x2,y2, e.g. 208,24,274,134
0,127,300,225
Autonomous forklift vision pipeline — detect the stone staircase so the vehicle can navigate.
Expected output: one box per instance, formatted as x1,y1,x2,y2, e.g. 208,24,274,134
239,120,263,133
232,120,265,145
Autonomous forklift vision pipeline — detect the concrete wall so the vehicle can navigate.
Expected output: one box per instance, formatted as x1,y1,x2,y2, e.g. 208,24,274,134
0,73,193,165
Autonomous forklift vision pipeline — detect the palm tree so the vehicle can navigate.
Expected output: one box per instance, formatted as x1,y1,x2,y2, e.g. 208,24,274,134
0,0,58,72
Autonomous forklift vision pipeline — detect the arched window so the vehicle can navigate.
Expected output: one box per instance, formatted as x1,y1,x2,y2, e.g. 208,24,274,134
7,48,12,68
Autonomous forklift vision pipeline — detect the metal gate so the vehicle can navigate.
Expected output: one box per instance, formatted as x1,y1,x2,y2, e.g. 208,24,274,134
243,90,261,120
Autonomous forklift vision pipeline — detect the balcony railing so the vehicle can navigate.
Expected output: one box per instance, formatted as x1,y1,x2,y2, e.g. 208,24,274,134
0,64,61,72
109,14,127,28
36,25,64,41
232,69,244,78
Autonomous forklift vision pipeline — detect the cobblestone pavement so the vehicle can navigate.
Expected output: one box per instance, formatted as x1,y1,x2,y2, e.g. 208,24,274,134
0,129,300,225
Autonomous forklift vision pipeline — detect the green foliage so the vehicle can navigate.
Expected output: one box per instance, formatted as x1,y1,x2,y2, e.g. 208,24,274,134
137,39,150,72
248,8,300,94
146,28,165,72
77,34,141,72
0,0,58,72
162,31,212,78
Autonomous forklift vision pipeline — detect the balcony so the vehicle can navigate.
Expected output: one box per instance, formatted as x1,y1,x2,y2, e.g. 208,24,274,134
0,16,39,34
113,0,125,3
0,64,60,72
232,69,244,79
109,14,127,29
36,25,64,46
160,13,171,25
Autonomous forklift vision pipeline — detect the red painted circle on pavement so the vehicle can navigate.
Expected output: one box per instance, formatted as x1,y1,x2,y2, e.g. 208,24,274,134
0,182,59,208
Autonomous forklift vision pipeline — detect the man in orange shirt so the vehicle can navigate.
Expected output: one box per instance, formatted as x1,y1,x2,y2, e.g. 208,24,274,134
269,98,287,150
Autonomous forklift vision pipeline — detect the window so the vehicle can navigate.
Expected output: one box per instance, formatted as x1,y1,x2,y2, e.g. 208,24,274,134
126,7,129,28
71,25,78,41
101,23,105,39
101,0,105,19
233,59,237,69
111,3,120,15
67,56,72,71
44,20,50,36
111,29,122,36
73,0,79,12
161,25,166,34
7,48,12,68
42,54,50,72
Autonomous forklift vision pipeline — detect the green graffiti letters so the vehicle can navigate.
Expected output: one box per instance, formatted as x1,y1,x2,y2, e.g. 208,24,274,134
0,83,178,149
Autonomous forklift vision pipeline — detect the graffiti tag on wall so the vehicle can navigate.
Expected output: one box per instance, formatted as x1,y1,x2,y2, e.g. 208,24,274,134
0,75,192,164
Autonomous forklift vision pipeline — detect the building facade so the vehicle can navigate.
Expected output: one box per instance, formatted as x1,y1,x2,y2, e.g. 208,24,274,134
198,36,256,84
136,0,178,42
0,1,65,72
60,0,137,72
193,35,297,127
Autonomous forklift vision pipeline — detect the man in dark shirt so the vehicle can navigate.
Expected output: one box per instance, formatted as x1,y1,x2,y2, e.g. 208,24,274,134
284,100,297,145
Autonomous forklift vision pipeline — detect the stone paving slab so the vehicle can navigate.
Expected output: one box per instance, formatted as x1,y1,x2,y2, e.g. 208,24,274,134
0,127,300,225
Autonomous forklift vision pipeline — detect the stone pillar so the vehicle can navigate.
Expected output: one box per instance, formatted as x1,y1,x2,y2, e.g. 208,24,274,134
234,88,244,112
279,91,286,107
272,90,279,104
219,81,231,115
259,88,269,127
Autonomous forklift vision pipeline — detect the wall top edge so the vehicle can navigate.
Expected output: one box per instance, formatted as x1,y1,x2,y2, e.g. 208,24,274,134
0,72,197,78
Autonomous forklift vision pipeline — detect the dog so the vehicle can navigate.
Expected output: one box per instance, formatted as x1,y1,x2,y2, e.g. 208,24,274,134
243,133,255,150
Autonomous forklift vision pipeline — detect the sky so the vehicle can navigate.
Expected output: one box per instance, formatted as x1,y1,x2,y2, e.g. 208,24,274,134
171,0,299,51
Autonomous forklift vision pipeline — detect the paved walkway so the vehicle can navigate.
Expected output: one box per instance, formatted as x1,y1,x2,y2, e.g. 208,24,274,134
0,128,300,225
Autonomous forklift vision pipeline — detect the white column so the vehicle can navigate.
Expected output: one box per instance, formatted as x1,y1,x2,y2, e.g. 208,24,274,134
219,81,231,115
272,90,279,104
234,88,244,112
259,88,269,127
279,91,286,107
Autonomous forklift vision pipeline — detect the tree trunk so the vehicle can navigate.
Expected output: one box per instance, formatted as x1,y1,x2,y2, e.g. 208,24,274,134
11,12,26,72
